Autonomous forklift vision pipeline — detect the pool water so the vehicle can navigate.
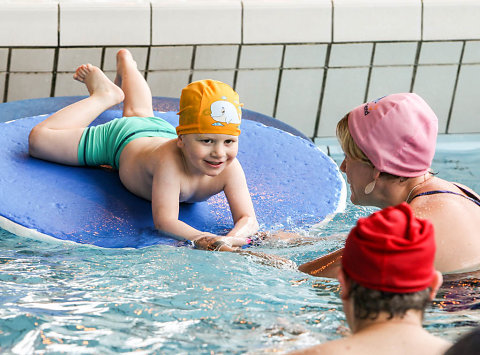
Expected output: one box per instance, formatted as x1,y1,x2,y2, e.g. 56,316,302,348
0,149,479,354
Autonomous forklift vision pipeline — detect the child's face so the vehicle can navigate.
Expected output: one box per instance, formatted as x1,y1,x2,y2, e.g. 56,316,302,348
177,133,239,176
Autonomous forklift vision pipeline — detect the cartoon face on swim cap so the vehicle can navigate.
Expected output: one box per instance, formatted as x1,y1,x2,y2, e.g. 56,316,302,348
176,80,242,136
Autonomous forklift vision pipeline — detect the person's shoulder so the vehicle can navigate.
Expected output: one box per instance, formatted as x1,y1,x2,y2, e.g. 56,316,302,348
289,338,355,355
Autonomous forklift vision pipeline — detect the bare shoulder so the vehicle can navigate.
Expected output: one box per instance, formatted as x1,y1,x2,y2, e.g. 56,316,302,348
289,338,355,355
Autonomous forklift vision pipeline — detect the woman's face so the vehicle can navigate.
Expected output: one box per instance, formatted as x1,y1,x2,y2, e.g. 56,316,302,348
340,154,375,206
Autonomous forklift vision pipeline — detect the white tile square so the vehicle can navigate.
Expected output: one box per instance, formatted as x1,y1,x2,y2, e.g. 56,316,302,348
7,73,52,102
147,70,191,98
449,65,480,133
151,0,242,45
423,0,480,41
103,48,149,71
367,66,413,101
413,65,458,133
374,42,418,66
10,49,55,72
418,42,463,64
191,70,235,87
317,67,369,137
194,46,239,70
276,69,324,137
243,0,332,44
333,0,421,42
329,43,373,67
57,48,103,72
283,45,327,68
60,0,150,46
54,72,89,97
149,47,194,70
0,49,9,72
462,41,480,64
239,45,283,69
235,69,280,117
0,1,57,46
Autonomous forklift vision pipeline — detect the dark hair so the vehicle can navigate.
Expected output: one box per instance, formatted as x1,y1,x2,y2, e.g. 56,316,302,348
349,279,432,320
444,326,480,355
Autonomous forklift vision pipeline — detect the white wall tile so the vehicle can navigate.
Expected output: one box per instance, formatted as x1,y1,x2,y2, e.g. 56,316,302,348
367,66,413,101
191,70,235,87
329,43,372,67
333,0,421,42
462,41,480,64
149,47,193,70
374,42,417,66
60,0,150,46
413,65,458,133
57,48,103,72
243,0,332,44
235,69,279,116
423,0,480,41
151,0,241,45
316,67,369,137
449,65,480,133
418,42,463,64
0,49,9,72
7,73,52,102
10,49,55,72
103,48,149,71
54,72,88,97
276,69,324,137
0,1,57,46
147,70,191,98
283,45,327,68
194,46,239,70
239,45,283,69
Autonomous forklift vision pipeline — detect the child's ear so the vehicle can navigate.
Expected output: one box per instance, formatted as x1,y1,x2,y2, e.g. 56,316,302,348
176,135,184,148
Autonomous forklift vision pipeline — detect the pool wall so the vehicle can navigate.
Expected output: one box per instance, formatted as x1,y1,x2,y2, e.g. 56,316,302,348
1,0,480,140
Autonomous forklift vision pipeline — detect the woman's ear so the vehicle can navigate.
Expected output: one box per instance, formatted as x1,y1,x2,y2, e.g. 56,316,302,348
429,270,443,300
338,268,351,300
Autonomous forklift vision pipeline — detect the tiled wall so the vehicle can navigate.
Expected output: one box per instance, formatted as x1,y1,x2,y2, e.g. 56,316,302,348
1,0,480,138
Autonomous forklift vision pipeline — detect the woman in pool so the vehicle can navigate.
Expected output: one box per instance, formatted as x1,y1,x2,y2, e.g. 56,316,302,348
298,93,480,277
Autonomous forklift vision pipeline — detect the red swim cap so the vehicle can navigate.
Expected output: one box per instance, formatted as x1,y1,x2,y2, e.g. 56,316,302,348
342,203,436,293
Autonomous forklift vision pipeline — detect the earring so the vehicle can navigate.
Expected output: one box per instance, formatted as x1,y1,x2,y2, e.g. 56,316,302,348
364,180,376,195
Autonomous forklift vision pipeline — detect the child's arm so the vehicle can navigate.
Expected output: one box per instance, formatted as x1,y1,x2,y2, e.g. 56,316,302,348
151,166,217,241
222,159,259,244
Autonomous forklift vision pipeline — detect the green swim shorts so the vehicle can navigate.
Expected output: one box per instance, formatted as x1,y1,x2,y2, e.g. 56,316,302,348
77,116,177,169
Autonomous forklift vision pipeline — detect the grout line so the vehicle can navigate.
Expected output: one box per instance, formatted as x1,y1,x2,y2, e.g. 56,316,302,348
144,45,151,81
50,47,59,97
364,42,376,102
312,43,332,139
2,48,11,103
410,41,422,92
445,40,466,134
189,46,196,84
272,44,286,118
100,47,106,71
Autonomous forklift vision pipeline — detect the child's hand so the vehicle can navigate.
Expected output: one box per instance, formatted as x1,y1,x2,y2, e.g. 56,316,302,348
192,235,237,252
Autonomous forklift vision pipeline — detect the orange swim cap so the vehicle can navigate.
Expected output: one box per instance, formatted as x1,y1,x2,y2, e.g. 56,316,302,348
176,79,242,136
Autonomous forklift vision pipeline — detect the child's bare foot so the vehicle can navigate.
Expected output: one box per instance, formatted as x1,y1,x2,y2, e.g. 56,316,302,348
114,48,138,87
73,64,124,105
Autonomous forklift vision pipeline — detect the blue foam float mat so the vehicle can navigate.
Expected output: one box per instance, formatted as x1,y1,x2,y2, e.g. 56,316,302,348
0,109,346,248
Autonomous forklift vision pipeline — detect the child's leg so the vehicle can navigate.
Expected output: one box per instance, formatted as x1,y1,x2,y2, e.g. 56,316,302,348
114,49,154,118
29,64,124,165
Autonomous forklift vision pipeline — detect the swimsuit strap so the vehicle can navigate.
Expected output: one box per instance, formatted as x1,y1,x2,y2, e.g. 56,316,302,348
410,186,480,207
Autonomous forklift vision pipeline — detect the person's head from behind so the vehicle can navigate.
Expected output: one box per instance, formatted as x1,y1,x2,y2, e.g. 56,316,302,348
338,202,443,333
176,80,242,176
336,93,438,205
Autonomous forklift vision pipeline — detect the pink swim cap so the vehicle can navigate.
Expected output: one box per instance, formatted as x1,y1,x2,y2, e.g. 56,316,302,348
348,93,438,177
